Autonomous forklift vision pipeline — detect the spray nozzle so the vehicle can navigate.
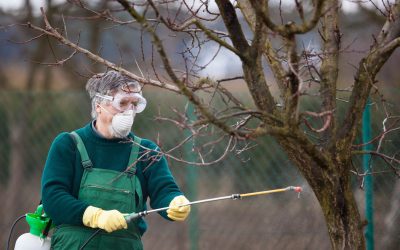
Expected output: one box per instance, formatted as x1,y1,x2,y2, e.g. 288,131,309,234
293,187,302,193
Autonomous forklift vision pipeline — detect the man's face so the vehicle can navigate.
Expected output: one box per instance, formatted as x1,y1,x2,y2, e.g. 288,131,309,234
95,86,143,123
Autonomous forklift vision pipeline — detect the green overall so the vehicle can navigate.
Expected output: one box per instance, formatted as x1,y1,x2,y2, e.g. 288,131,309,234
50,132,144,250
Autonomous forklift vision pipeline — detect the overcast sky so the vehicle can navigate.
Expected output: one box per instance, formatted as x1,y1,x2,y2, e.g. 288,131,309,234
0,0,366,13
2,0,396,15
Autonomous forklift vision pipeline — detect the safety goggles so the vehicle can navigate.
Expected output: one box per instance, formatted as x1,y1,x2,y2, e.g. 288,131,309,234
96,92,147,113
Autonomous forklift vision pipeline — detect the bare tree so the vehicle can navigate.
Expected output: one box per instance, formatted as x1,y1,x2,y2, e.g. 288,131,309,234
19,0,400,249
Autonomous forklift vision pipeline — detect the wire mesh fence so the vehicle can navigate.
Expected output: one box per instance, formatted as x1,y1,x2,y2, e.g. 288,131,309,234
1,91,398,249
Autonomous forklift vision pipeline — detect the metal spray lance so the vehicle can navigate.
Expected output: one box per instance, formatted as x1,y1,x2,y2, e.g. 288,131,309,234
125,186,303,222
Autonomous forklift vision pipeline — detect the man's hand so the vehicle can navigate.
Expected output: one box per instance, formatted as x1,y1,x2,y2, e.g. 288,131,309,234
167,195,191,221
83,206,127,233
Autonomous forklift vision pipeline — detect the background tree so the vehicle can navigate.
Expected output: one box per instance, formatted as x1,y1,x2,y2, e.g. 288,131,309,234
6,0,400,249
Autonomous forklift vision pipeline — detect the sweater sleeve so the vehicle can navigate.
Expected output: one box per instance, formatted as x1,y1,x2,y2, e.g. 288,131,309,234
142,140,183,220
41,132,89,225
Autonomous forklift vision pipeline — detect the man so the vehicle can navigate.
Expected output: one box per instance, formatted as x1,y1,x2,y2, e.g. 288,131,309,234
41,70,190,249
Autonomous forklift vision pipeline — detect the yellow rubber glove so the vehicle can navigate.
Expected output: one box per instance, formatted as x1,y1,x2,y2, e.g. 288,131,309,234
82,206,127,233
167,195,191,221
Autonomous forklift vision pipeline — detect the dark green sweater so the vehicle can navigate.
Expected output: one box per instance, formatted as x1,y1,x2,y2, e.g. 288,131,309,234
41,122,182,235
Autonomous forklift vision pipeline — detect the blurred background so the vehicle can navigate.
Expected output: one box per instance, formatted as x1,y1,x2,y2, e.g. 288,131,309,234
1,0,399,249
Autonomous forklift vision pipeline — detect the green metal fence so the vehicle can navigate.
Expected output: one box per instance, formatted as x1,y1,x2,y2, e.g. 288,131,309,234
1,91,398,249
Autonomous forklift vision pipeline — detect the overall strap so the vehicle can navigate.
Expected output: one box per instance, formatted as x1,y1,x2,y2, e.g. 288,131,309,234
127,135,143,211
126,135,142,173
69,131,93,169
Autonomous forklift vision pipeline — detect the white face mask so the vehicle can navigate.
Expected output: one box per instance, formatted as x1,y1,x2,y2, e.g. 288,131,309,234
111,109,135,138
99,106,135,138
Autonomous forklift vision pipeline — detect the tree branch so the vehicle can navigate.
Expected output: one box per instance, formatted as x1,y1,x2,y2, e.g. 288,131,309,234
215,0,250,60
352,150,400,169
283,34,301,125
376,0,400,45
238,0,287,101
337,0,400,149
27,8,180,93
214,0,277,115
302,110,334,133
319,0,340,146
146,0,241,56
249,0,326,36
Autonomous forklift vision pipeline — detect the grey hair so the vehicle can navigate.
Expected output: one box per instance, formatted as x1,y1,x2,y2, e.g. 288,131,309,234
86,70,142,118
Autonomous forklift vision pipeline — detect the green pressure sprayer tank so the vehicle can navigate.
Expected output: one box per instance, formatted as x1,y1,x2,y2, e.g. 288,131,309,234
14,205,52,250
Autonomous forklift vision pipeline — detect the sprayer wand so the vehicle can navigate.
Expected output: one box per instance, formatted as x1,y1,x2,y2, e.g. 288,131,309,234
125,186,302,223
79,186,302,250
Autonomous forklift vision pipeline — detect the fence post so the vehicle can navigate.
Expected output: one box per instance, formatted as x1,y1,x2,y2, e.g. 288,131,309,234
362,98,374,250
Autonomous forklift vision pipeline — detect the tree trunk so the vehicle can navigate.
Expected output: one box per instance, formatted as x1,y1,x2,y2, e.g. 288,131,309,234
314,173,365,249
278,138,365,249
